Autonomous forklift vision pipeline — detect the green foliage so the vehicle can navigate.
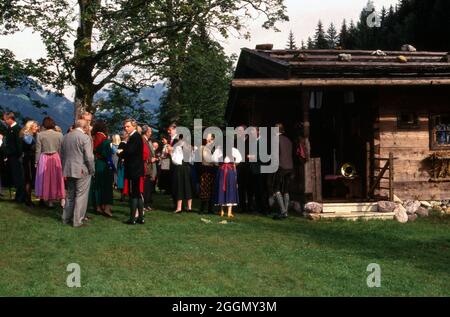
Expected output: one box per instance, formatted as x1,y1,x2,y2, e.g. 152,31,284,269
158,29,235,130
0,0,289,116
286,30,298,50
307,37,314,49
322,0,450,51
325,23,338,49
0,49,52,90
314,20,328,49
94,85,154,134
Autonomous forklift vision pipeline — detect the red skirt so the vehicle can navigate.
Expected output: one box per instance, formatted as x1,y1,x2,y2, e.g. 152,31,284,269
122,177,144,195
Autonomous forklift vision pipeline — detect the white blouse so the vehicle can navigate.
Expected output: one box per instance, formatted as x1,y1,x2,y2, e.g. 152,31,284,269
171,140,193,165
212,146,242,164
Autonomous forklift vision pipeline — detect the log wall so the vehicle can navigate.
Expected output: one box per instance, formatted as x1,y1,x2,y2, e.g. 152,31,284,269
375,87,450,200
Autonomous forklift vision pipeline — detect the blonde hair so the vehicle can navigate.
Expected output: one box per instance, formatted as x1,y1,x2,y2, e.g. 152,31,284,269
20,120,38,137
112,134,121,145
123,118,137,127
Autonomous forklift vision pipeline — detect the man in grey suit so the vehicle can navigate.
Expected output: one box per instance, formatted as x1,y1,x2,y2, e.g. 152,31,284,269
61,119,95,227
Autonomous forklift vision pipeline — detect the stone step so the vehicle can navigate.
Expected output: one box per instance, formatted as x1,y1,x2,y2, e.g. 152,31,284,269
306,211,395,221
322,202,378,214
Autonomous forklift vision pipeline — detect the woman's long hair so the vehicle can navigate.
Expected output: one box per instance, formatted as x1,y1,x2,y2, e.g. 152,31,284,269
19,120,38,137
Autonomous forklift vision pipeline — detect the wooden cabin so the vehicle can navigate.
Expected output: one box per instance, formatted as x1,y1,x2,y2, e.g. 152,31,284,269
226,47,450,205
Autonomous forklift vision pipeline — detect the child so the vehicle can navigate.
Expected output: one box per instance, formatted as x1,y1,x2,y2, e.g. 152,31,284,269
212,144,242,218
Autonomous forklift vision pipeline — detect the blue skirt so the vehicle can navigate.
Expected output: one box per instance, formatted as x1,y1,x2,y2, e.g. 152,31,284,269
213,164,239,206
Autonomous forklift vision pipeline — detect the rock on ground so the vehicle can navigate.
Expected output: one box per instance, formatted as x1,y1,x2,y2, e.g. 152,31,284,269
416,206,429,217
304,202,322,214
404,200,421,214
394,208,408,223
377,201,397,213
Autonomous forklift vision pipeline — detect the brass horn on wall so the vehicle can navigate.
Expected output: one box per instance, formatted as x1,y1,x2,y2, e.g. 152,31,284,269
341,163,357,179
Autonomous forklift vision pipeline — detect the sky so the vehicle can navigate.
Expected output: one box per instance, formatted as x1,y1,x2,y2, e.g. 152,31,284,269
220,0,399,56
0,0,399,99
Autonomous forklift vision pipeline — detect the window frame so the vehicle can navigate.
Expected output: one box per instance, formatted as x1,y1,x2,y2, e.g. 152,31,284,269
429,113,450,151
397,111,420,130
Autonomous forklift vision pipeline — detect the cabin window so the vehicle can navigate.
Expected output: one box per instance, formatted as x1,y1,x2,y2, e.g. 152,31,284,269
430,114,450,150
397,112,419,129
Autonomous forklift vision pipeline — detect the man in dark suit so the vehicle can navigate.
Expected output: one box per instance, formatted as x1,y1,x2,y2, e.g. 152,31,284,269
235,125,251,213
1,112,25,203
248,127,269,214
121,119,145,224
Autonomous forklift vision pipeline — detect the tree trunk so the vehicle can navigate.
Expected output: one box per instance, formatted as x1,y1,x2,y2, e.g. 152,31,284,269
72,0,99,122
74,85,95,120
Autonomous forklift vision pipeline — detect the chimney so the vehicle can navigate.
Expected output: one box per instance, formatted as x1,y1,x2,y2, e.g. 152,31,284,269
255,44,273,50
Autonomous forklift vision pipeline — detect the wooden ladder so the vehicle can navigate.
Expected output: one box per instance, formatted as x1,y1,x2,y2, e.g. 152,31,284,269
368,152,394,201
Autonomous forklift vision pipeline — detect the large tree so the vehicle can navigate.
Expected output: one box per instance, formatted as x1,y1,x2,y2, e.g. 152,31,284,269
325,23,338,49
159,26,235,130
95,84,154,133
0,0,288,120
313,20,328,49
286,30,298,50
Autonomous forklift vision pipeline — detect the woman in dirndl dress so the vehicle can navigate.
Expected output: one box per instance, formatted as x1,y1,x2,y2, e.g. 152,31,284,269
111,134,121,188
212,144,242,218
116,132,127,200
199,133,218,214
34,117,65,205
91,120,114,217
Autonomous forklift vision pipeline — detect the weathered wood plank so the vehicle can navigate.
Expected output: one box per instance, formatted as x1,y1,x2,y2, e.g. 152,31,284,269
232,78,450,88
262,49,447,57
391,181,450,200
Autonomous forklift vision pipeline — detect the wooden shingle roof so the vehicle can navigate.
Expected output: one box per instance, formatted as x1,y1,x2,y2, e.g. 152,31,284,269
232,48,450,87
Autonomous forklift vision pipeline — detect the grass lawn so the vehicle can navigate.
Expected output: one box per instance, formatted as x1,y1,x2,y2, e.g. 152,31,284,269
0,193,449,296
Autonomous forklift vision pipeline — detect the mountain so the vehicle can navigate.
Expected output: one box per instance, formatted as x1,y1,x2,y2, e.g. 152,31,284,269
94,82,166,123
0,84,74,132
136,83,166,116
0,82,165,132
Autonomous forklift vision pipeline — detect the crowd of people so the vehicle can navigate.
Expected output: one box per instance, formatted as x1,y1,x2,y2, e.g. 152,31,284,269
0,111,310,227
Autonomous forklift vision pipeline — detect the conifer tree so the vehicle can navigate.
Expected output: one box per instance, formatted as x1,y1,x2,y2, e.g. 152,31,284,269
286,30,298,50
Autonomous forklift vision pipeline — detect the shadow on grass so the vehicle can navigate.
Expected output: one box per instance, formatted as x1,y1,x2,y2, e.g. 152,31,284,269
252,216,450,276
4,200,63,222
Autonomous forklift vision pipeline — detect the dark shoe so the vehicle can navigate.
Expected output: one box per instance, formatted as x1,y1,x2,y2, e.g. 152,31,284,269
25,201,35,208
174,210,182,214
273,213,288,220
124,218,137,225
137,217,145,224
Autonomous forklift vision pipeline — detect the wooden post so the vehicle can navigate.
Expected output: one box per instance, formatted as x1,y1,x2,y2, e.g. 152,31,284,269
301,89,313,198
389,152,394,201
310,158,322,202
301,90,310,138
366,142,371,199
